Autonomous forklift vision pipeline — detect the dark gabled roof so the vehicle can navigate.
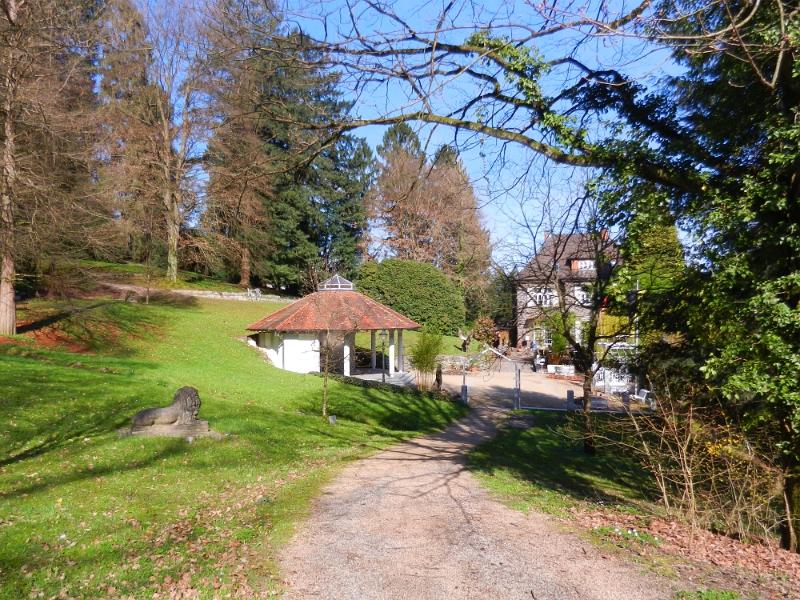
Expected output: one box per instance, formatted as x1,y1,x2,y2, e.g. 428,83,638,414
519,232,618,281
246,290,420,332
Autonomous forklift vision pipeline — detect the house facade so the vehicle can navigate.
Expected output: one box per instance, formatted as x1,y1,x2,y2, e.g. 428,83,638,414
516,231,617,350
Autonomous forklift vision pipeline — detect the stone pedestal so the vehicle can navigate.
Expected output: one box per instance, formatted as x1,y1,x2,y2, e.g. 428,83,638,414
119,420,222,439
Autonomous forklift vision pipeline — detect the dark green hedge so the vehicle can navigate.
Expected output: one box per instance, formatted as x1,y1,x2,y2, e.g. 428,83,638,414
356,259,466,335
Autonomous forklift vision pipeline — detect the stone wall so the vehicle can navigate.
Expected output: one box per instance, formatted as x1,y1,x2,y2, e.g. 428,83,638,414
169,289,292,302
435,353,491,372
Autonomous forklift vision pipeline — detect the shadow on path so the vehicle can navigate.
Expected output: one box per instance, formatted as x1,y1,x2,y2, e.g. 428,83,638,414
279,406,671,600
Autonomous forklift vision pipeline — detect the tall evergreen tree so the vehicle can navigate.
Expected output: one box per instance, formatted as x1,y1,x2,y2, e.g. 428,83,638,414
306,134,373,279
376,122,421,158
251,39,373,292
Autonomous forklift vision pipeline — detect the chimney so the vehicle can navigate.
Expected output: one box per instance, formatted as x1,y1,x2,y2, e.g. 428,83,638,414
543,231,550,241
600,228,609,241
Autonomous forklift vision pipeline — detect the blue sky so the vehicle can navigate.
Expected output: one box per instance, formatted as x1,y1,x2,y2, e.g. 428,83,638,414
281,0,682,270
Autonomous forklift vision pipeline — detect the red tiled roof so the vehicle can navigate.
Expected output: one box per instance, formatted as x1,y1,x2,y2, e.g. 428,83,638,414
246,291,420,332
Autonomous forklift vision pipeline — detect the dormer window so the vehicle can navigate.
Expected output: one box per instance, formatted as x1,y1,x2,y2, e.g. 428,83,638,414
576,259,594,270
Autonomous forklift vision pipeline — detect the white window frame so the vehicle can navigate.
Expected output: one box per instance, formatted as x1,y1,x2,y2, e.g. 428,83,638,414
577,259,594,270
530,286,556,307
534,327,553,347
573,285,591,306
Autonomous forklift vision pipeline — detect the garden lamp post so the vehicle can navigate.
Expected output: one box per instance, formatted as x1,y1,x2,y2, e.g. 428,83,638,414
378,329,388,383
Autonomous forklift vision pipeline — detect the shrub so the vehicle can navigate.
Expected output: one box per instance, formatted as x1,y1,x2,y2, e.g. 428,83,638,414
471,315,495,345
356,259,466,335
408,327,444,390
547,310,575,354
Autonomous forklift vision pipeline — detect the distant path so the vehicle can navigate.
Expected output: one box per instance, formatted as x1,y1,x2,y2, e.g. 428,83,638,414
278,408,672,600
97,281,292,303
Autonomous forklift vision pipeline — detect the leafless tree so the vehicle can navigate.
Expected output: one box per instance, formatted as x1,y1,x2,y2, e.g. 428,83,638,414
366,147,491,300
514,184,629,454
0,0,107,334
200,0,280,287
244,0,794,198
100,0,209,284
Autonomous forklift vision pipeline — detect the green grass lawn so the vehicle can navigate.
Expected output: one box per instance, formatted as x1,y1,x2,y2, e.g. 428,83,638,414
0,297,467,599
467,412,657,517
467,414,764,600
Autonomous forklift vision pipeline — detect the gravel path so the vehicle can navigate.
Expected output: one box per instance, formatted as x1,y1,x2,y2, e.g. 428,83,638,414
279,408,673,599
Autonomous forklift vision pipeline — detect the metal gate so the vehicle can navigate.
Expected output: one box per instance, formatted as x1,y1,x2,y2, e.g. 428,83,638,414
459,346,523,409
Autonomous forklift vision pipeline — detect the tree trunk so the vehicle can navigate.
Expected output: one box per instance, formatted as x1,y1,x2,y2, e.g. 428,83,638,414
165,190,179,283
582,370,595,455
780,460,799,552
0,244,14,335
238,243,251,288
0,78,17,336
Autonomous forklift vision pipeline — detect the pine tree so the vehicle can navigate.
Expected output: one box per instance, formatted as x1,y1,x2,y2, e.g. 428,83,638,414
251,39,373,292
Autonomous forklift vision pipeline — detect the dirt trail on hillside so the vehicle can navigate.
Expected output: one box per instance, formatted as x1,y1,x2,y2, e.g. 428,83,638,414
278,408,674,600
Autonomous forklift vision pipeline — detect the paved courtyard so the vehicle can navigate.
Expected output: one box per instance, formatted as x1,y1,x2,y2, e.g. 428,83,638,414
440,357,585,410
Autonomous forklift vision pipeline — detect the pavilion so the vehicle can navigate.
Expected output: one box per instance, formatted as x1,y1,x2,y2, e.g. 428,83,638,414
245,276,420,377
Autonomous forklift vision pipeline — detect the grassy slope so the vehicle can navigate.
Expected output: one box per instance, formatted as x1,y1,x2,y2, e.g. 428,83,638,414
85,261,478,355
0,298,467,599
467,412,656,517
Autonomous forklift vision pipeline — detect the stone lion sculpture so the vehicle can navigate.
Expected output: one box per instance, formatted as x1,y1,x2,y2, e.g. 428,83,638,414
132,386,202,427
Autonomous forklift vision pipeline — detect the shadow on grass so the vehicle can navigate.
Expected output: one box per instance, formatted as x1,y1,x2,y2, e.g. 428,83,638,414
13,296,196,356
16,306,100,334
297,382,468,435
0,363,477,598
0,372,159,467
143,293,199,308
0,440,222,596
467,412,656,505
4,437,191,499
